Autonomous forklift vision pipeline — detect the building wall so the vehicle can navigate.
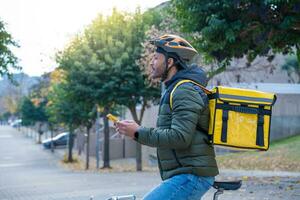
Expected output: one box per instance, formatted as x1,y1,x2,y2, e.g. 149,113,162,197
207,54,299,86
271,93,300,140
74,126,137,160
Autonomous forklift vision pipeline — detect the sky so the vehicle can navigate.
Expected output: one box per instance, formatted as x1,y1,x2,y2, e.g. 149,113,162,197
0,0,166,76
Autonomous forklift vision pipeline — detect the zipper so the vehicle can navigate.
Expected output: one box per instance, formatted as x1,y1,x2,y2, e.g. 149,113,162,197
157,151,163,177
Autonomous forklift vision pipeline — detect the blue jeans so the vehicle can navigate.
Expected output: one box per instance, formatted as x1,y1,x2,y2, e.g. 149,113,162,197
142,174,214,200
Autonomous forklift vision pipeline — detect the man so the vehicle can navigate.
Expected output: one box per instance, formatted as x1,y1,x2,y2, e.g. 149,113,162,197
116,34,219,200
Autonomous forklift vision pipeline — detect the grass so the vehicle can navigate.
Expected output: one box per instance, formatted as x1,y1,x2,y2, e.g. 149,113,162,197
62,153,79,163
60,154,158,173
216,134,300,172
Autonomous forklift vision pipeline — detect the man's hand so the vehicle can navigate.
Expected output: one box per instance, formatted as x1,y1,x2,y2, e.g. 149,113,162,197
115,120,140,139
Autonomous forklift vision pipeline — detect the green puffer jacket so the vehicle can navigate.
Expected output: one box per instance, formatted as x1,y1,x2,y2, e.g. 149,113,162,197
136,64,219,180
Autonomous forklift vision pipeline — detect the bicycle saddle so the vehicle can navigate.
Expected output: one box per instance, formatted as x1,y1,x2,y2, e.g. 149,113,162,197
213,180,242,190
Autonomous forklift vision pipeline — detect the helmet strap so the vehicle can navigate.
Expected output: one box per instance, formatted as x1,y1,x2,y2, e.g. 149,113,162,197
161,54,177,82
161,54,168,81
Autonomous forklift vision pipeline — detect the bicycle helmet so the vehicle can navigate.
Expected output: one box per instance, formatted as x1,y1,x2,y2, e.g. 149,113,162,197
150,34,198,81
150,34,198,65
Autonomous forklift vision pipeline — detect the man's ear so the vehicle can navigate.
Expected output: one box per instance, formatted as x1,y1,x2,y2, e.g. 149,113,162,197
167,58,174,68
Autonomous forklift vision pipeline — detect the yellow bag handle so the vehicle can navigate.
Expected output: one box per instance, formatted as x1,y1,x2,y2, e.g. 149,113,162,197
170,79,212,109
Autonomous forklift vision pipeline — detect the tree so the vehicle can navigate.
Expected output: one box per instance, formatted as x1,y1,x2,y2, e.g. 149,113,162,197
46,83,82,162
0,19,20,78
56,8,162,170
19,95,48,143
0,111,11,123
172,0,300,71
33,99,48,143
57,72,97,169
55,35,101,166
20,97,36,126
83,8,161,170
29,74,51,143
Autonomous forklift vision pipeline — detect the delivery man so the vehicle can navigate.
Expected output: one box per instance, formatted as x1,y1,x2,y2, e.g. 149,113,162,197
116,34,219,200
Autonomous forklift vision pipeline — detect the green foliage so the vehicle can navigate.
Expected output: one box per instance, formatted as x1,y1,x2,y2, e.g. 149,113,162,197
20,97,36,126
46,83,84,128
172,0,300,64
19,95,48,126
0,111,11,121
34,99,48,122
57,9,160,119
0,19,20,78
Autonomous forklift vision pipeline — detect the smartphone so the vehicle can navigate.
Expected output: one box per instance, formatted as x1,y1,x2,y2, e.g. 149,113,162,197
106,114,119,123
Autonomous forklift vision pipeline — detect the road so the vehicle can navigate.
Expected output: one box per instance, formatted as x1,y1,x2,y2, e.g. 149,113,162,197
0,125,299,200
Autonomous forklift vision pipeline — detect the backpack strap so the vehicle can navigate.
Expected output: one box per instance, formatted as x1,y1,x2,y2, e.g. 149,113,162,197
169,79,212,110
169,79,213,145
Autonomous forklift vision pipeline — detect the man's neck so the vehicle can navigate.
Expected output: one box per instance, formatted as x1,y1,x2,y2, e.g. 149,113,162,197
163,66,178,83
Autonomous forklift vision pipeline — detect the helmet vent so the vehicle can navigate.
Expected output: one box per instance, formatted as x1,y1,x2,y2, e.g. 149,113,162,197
179,41,189,47
169,41,178,46
164,37,174,42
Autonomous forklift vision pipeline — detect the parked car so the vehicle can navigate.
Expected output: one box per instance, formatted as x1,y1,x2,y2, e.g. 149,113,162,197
11,119,22,128
42,132,69,149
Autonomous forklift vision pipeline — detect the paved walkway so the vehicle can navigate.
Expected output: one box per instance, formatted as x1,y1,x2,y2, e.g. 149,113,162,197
0,125,299,200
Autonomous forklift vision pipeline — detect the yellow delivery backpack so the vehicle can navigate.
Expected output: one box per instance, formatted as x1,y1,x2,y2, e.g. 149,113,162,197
170,80,277,151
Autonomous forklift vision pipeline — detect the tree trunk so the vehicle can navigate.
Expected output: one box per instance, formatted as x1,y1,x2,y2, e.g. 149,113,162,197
49,124,54,153
37,122,43,144
67,126,74,162
102,106,111,168
136,142,142,171
85,126,90,170
96,107,101,169
38,133,42,144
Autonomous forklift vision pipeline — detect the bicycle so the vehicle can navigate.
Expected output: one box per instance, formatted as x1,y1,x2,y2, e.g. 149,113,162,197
90,180,242,200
